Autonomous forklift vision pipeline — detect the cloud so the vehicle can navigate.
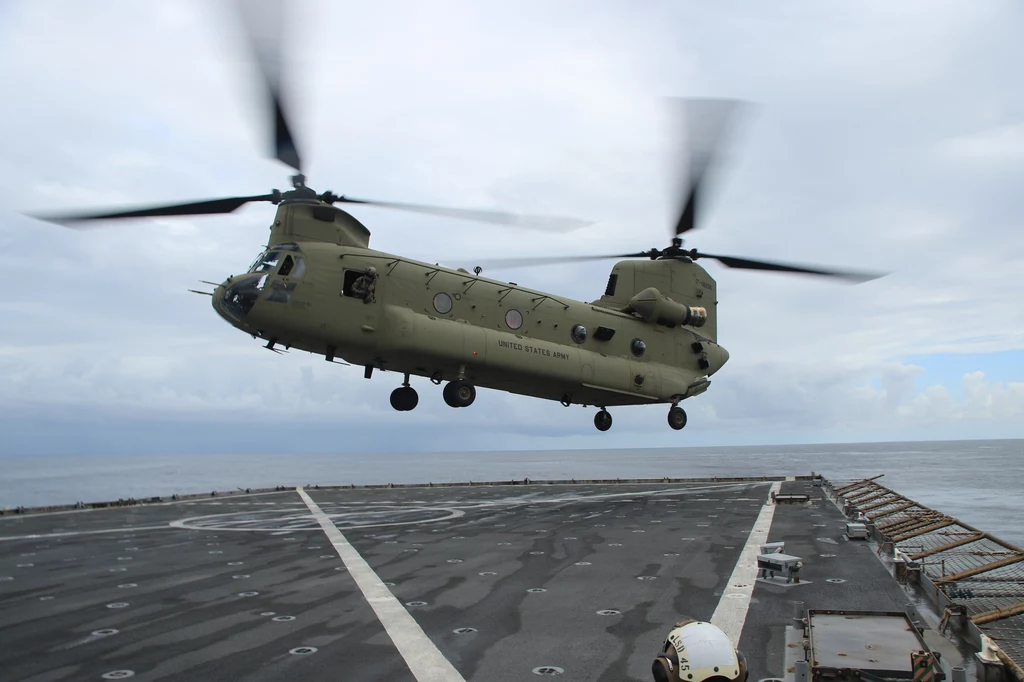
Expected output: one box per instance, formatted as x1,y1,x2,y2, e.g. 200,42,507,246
1,0,1023,454
939,123,1024,165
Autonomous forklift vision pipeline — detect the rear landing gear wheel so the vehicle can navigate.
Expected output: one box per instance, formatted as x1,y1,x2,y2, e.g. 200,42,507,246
594,409,612,432
443,380,476,408
390,386,418,411
668,406,687,430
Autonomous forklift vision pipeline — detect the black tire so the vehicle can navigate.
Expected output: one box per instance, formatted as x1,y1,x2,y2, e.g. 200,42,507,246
594,410,612,431
445,380,476,408
668,406,687,430
390,386,418,411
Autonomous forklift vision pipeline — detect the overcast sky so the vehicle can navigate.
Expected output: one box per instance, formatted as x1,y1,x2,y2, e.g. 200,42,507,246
1,0,1022,456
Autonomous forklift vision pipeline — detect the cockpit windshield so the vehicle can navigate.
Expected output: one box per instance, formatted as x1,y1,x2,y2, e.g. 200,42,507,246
247,243,305,276
248,251,283,273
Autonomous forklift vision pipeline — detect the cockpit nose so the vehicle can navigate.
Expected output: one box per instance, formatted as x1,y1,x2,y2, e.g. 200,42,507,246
212,282,228,320
212,273,265,324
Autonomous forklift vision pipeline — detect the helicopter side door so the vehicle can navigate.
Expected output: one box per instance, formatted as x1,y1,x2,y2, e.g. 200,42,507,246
326,265,381,356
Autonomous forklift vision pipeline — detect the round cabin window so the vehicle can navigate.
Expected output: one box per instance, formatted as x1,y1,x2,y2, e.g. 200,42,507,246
630,338,647,357
433,292,453,314
570,324,587,344
505,309,523,330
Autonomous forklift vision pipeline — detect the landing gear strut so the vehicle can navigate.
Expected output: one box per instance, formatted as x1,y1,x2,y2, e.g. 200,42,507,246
443,380,476,408
390,374,418,412
594,408,612,432
668,405,687,430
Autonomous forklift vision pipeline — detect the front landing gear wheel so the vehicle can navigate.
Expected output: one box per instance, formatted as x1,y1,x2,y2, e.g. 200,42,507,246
594,409,612,432
390,386,419,411
443,380,476,408
668,406,687,430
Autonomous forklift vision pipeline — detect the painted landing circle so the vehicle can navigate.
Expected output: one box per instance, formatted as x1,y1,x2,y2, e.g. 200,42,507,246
169,504,464,532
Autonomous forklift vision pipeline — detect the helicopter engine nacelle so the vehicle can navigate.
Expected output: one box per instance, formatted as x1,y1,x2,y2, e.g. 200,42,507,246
627,287,707,328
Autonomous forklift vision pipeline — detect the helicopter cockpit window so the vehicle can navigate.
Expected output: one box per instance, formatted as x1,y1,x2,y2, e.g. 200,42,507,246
279,255,295,276
248,250,306,278
249,251,283,273
219,272,267,322
277,255,306,278
266,280,296,303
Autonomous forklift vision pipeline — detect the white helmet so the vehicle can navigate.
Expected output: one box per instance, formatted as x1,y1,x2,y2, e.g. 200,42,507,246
652,620,748,682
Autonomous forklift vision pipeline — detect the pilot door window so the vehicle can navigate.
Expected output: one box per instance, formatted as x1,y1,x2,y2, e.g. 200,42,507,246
277,255,305,278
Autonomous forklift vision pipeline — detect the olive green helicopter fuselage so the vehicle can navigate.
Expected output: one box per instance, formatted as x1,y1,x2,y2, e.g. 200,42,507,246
212,197,729,429
26,12,879,433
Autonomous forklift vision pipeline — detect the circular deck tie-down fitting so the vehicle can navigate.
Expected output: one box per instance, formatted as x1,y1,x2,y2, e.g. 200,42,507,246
533,667,564,676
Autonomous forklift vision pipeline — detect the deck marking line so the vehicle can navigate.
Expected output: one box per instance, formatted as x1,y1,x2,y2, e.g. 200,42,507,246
297,487,466,682
0,526,167,542
710,481,782,645
0,489,295,521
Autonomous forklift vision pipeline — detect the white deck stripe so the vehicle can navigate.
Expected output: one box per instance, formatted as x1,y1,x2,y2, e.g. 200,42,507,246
710,481,783,645
297,487,466,682
0,526,167,541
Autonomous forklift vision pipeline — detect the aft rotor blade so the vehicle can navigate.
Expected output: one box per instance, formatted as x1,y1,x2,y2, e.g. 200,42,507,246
236,0,302,171
333,196,592,232
694,251,886,283
671,99,743,238
465,252,651,270
31,193,280,226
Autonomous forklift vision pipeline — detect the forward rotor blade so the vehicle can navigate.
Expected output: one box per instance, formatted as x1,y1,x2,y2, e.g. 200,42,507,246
694,251,886,283
463,252,650,270
671,99,743,238
236,0,302,171
30,193,279,226
333,196,592,232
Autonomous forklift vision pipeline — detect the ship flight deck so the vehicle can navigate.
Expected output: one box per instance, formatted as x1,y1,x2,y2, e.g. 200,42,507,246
1,477,1013,682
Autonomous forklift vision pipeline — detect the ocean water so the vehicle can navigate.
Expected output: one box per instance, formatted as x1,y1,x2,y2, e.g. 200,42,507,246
2,439,1021,546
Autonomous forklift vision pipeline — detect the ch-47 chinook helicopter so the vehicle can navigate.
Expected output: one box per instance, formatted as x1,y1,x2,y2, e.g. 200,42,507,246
32,7,884,432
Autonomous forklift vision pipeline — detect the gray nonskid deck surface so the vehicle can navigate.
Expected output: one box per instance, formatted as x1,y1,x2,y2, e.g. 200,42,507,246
738,481,923,677
0,481,920,681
